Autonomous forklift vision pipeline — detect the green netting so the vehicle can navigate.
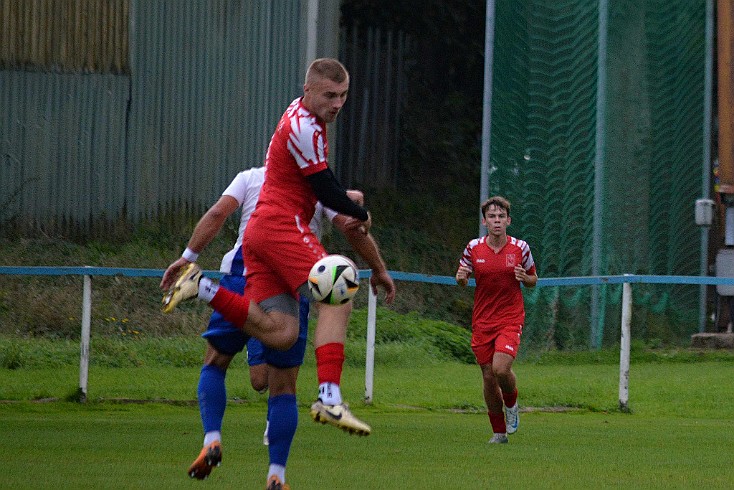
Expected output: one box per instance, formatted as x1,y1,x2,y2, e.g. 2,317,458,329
490,1,706,348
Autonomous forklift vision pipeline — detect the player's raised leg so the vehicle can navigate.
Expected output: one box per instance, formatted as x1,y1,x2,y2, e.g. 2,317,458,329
494,352,519,434
162,266,298,351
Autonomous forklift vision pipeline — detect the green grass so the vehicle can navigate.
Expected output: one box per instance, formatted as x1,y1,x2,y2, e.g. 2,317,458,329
2,394,733,488
2,300,734,488
3,337,734,415
3,353,734,488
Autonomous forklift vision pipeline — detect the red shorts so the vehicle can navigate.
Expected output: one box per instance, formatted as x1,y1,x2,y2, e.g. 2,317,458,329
242,214,327,303
471,324,522,365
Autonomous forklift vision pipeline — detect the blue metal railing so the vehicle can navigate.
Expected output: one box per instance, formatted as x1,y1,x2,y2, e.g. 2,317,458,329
2,266,731,405
4,265,734,287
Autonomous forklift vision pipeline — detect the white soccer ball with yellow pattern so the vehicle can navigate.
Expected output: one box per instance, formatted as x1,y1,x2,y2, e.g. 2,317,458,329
308,254,360,304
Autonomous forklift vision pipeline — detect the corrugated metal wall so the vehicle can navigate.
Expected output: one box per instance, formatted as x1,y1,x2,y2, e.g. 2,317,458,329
127,1,304,223
0,0,308,237
1,71,130,235
336,24,407,189
0,0,129,74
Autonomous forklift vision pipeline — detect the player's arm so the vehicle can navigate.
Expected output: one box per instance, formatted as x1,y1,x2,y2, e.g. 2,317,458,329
307,169,371,233
159,195,239,290
332,214,396,304
456,245,473,287
185,195,239,255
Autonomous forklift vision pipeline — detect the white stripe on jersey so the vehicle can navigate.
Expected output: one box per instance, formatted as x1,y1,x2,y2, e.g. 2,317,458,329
285,100,327,169
509,236,535,270
459,236,484,272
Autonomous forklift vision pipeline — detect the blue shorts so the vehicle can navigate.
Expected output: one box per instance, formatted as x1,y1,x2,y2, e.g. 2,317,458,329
202,274,309,369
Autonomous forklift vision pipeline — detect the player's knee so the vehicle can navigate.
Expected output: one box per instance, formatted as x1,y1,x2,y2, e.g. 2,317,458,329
203,346,233,370
249,364,269,392
251,379,268,393
492,364,511,380
271,326,298,351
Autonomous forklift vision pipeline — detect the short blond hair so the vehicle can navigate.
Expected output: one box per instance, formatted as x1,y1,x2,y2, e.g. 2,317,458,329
305,58,349,85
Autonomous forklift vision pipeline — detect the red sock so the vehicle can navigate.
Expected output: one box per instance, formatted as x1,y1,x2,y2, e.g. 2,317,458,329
503,389,518,408
315,343,345,384
209,287,250,329
488,411,506,433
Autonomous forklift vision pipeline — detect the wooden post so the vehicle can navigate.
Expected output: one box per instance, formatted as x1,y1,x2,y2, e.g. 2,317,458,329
718,0,734,193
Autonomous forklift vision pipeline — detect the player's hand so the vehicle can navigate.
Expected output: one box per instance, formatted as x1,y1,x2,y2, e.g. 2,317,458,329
160,257,192,290
514,265,527,283
346,189,364,206
370,269,396,304
455,266,471,287
343,212,371,235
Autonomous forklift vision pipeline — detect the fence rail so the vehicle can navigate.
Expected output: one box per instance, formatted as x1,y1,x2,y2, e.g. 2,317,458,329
2,266,734,406
5,265,734,287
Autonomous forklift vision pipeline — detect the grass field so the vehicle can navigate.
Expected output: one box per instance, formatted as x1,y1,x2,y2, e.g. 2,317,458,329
3,357,734,489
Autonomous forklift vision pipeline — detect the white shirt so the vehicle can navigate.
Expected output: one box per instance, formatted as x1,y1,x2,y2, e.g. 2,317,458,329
219,166,336,275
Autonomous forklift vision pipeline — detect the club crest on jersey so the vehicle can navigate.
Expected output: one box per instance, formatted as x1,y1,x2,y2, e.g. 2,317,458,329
506,254,516,267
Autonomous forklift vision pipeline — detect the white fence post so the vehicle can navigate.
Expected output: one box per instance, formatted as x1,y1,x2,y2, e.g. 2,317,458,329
79,271,92,403
618,276,632,412
365,285,377,404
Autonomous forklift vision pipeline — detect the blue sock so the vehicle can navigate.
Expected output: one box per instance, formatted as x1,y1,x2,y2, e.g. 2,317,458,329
198,365,227,433
268,394,298,466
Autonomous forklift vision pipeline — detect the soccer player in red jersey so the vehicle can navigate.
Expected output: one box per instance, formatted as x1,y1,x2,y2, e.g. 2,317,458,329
456,196,537,444
162,59,395,478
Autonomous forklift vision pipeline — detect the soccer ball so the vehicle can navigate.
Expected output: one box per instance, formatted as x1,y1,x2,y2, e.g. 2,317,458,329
308,254,360,304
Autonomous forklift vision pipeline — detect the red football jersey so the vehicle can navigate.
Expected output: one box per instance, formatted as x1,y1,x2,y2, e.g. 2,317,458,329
459,235,536,331
251,97,329,229
239,97,332,299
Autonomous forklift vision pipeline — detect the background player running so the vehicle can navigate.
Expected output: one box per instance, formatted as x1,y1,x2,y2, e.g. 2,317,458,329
455,196,537,444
